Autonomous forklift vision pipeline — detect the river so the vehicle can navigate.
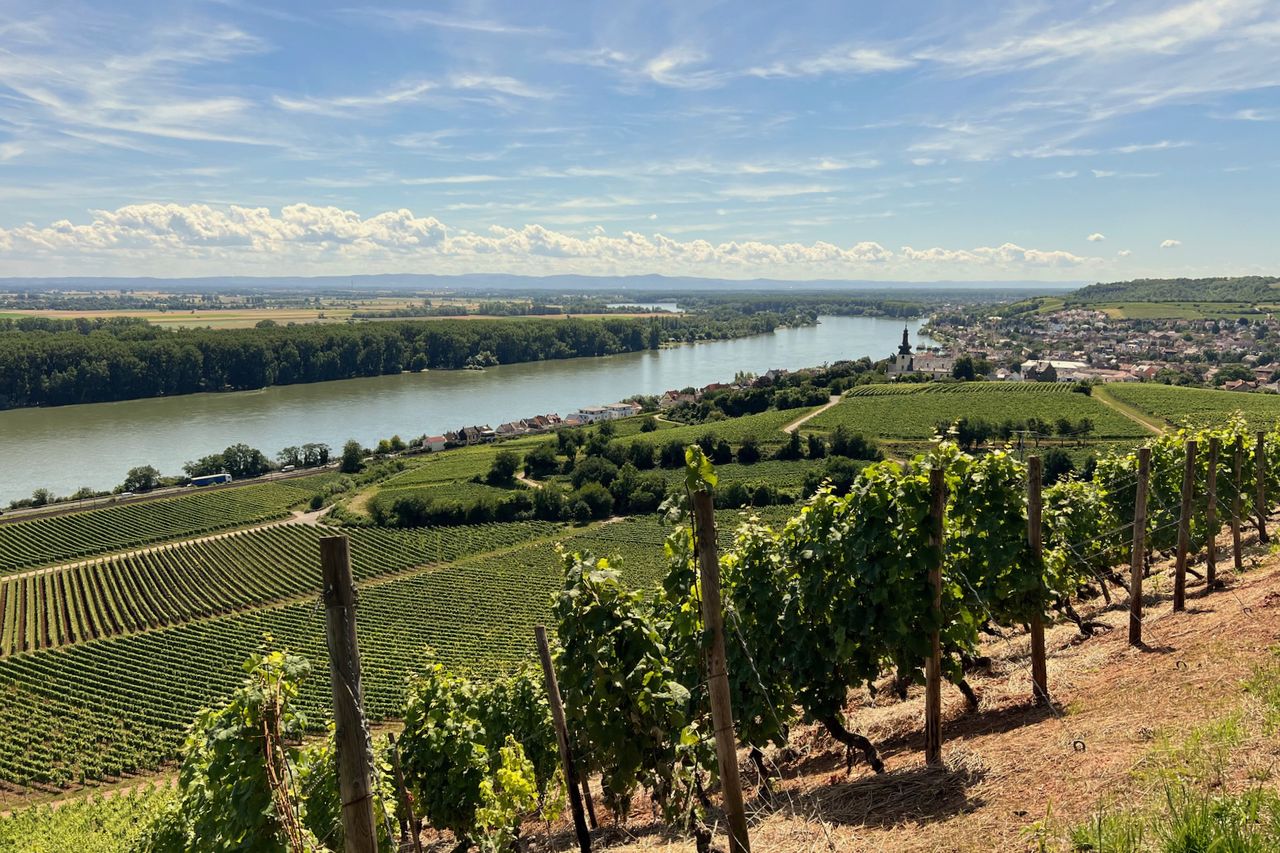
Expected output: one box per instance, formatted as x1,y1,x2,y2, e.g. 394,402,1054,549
0,315,932,503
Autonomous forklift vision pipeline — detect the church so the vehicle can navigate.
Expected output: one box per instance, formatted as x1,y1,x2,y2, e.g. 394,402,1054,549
887,327,956,379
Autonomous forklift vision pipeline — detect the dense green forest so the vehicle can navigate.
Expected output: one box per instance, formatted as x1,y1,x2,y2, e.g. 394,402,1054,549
0,313,781,409
1068,275,1280,304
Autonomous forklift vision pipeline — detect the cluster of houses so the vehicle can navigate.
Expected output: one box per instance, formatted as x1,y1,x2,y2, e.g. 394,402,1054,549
421,400,650,450
926,307,1280,392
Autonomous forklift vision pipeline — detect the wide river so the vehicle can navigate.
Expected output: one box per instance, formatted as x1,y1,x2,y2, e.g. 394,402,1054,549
0,315,931,503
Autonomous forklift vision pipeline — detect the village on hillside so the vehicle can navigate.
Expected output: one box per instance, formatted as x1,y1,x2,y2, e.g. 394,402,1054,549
916,307,1280,391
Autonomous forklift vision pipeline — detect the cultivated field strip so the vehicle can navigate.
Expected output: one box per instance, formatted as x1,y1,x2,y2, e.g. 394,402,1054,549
847,381,1078,396
1106,381,1280,429
0,520,558,655
0,483,318,574
810,382,1148,439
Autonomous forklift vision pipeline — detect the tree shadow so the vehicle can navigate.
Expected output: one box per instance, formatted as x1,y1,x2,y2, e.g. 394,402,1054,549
761,758,987,828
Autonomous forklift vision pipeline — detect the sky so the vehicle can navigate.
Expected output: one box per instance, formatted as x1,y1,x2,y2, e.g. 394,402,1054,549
0,0,1277,282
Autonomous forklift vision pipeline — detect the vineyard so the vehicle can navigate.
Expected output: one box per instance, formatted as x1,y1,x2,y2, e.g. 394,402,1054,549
846,381,1079,396
611,407,813,450
0,415,1277,851
1106,381,1280,429
807,382,1148,439
0,521,558,655
0,482,321,574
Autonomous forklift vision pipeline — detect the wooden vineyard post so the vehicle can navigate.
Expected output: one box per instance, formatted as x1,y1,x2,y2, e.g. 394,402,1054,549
387,733,423,853
318,536,379,853
1206,437,1219,591
1027,456,1048,704
580,777,599,830
1173,440,1196,613
1256,431,1270,544
692,489,751,853
534,626,592,853
924,467,946,766
1233,438,1244,571
1129,447,1151,646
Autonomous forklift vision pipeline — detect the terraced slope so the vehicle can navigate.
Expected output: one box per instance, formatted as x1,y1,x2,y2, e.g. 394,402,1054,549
0,483,318,574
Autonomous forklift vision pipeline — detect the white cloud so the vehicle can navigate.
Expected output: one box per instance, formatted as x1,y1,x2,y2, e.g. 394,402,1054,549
1087,232,1106,241
748,47,915,78
1091,169,1116,178
1160,239,1182,248
1229,108,1277,121
0,202,1098,278
716,183,831,201
641,48,727,90
1044,170,1078,179
920,0,1266,71
1114,140,1191,153
1118,249,1133,256
360,9,553,36
400,175,504,185
274,81,437,116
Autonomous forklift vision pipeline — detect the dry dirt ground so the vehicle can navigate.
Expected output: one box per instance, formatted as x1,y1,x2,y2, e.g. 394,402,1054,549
470,525,1280,853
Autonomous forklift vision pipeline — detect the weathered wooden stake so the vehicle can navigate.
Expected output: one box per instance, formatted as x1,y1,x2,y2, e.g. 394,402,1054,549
1129,447,1151,647
692,489,751,853
924,468,946,766
387,733,423,853
533,625,592,853
1256,431,1270,544
1233,438,1244,571
1027,456,1048,705
580,777,598,830
1173,440,1197,612
1206,437,1219,591
319,535,379,853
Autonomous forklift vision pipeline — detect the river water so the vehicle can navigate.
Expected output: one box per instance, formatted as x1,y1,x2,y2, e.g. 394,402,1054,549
0,315,931,502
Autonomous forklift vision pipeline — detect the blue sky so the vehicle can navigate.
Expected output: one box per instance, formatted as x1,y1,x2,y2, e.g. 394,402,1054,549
0,0,1277,281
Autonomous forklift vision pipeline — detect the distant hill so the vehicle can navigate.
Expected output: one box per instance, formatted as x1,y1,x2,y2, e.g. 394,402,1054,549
1069,276,1280,305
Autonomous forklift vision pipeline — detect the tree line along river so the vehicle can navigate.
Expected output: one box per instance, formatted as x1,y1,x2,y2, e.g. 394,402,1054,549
0,315,931,503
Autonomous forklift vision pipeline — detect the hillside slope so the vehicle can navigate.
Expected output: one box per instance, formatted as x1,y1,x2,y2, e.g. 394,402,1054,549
587,530,1280,852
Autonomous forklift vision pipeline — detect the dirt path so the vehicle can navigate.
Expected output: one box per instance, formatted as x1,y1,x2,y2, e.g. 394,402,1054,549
1093,385,1166,435
515,471,544,490
783,394,842,434
6,508,331,581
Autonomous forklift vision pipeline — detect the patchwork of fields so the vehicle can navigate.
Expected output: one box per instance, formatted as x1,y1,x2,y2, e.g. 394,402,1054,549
0,380,1252,795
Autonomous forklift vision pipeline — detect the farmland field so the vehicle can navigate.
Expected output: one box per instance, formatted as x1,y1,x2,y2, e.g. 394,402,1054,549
619,406,815,448
0,482,321,574
0,510,756,789
806,383,1148,440
1105,382,1280,429
0,521,558,655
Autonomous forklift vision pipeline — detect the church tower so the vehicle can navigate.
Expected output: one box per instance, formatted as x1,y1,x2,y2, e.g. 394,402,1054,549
889,325,914,376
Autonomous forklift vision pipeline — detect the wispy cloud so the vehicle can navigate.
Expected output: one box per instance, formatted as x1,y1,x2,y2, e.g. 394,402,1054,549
274,81,437,116
357,8,555,36
1160,238,1182,248
748,47,915,78
1087,232,1106,242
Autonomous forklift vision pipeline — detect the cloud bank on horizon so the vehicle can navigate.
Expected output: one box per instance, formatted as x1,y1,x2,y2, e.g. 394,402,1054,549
0,0,1276,280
